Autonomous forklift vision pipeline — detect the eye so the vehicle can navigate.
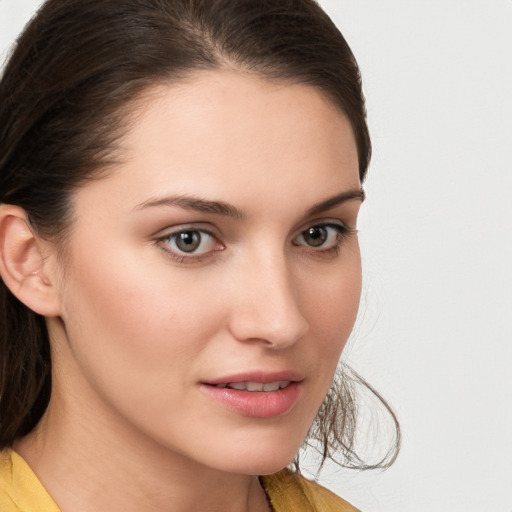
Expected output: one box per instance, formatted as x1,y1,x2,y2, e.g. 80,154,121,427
294,223,349,250
159,228,221,257
301,226,330,247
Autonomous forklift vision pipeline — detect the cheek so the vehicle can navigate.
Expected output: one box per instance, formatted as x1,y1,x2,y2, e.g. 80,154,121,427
293,243,362,414
304,247,362,354
55,246,232,450
58,242,221,394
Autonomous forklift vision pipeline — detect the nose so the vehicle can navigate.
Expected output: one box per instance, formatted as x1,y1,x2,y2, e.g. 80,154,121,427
227,252,309,349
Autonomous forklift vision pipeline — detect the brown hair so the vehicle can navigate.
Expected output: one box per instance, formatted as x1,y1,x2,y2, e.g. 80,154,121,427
0,0,399,468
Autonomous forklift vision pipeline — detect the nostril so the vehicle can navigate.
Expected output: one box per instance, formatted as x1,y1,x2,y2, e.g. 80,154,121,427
228,305,308,348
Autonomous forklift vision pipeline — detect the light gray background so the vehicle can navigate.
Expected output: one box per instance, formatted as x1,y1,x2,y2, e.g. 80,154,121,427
1,1,511,510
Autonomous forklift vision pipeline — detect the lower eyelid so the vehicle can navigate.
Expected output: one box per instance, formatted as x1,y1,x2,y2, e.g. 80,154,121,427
156,241,224,265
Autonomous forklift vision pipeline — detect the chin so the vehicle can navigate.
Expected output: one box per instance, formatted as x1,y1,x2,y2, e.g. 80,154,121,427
204,410,317,476
220,456,295,477
210,437,302,476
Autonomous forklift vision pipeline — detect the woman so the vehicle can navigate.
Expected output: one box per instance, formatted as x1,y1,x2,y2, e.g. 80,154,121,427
0,0,399,510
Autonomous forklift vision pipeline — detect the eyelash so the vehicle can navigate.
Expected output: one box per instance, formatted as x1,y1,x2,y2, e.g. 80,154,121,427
155,222,355,264
292,223,354,257
156,227,223,264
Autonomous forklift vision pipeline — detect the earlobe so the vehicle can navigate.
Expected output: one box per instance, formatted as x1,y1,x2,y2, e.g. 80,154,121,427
0,204,61,317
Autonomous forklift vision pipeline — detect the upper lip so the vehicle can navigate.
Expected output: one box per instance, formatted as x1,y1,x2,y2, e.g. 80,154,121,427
201,370,304,386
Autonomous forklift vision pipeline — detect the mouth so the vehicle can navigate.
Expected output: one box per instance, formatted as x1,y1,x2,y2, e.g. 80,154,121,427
210,381,291,392
200,372,303,418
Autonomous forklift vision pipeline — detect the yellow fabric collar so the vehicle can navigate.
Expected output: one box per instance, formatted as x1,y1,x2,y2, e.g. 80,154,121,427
0,450,60,512
261,468,359,512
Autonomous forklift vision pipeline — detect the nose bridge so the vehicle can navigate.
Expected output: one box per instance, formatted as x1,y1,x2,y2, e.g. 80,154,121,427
228,246,309,347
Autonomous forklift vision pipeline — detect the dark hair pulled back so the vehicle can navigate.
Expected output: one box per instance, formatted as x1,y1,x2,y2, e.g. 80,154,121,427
0,0,398,468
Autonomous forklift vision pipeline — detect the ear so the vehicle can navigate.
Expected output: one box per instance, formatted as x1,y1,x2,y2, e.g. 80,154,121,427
0,204,62,317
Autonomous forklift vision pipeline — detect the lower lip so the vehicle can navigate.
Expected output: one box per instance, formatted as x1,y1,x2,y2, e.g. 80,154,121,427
200,382,301,418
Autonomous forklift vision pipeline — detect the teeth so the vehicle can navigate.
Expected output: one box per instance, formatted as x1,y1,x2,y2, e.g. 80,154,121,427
230,382,250,391
214,381,290,392
246,382,264,392
262,382,279,392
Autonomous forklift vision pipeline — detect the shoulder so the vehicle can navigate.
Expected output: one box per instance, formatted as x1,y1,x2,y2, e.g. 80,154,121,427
0,449,60,512
260,468,360,512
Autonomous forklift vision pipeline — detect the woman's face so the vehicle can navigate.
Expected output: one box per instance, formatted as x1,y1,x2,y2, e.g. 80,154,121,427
48,71,363,475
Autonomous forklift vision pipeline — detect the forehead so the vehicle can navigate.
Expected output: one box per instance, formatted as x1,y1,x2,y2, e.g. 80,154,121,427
73,70,360,220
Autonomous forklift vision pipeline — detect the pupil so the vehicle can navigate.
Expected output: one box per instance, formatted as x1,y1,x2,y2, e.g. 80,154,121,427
176,231,201,252
305,227,327,247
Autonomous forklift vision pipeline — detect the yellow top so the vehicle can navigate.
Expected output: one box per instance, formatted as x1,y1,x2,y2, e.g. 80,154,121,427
260,468,359,511
0,449,359,512
0,451,59,512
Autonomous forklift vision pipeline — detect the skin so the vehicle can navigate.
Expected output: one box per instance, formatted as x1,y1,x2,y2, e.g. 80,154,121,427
13,71,363,512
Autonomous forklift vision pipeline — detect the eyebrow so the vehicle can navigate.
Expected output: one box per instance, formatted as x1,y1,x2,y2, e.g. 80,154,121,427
135,195,245,219
305,188,366,216
135,188,365,219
